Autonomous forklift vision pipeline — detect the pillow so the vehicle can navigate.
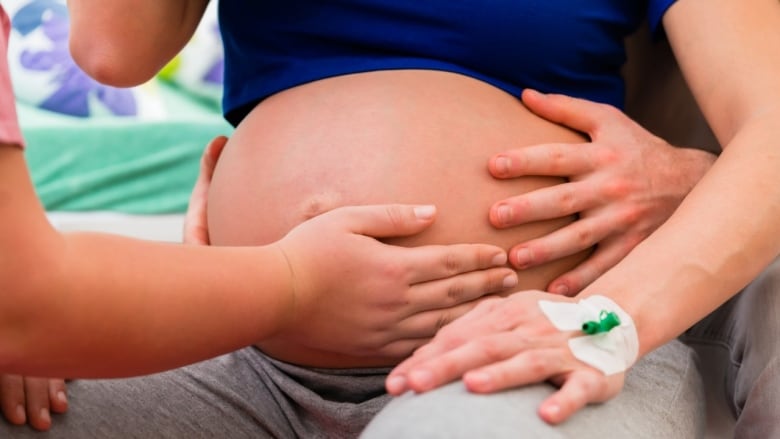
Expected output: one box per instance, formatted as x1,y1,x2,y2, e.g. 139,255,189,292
158,1,223,108
6,0,165,119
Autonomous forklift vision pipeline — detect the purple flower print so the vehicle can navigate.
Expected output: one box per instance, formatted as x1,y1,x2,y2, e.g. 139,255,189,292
14,3,138,117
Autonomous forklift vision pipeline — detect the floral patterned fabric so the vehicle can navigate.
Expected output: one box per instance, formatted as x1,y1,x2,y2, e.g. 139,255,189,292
6,0,164,118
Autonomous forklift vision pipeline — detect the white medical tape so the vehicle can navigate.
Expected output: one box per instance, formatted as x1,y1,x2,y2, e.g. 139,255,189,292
538,295,638,375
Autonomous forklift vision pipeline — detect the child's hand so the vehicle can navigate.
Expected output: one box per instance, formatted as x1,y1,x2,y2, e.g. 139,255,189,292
0,375,67,431
183,135,228,246
276,204,519,359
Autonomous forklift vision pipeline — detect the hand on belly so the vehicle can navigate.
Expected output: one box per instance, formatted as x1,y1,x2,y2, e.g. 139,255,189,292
207,70,589,367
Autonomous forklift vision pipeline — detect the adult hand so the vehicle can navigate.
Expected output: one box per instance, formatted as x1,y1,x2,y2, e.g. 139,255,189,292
183,135,228,245
276,204,519,359
490,90,716,295
385,291,624,424
0,375,67,431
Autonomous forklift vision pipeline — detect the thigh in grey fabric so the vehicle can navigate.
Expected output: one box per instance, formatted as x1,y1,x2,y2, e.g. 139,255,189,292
0,347,391,439
684,257,780,439
361,341,704,439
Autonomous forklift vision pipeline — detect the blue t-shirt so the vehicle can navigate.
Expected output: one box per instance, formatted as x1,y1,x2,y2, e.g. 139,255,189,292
218,1,675,126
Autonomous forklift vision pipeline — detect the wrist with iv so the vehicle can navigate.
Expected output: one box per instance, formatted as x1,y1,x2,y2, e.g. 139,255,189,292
539,295,639,375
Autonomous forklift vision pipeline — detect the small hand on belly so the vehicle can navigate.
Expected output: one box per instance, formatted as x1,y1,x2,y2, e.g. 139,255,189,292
207,70,589,367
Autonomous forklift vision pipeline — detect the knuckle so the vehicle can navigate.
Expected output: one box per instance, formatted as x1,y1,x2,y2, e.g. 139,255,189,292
380,261,407,280
525,354,549,376
446,281,466,303
602,179,633,200
383,205,407,231
437,329,466,349
575,225,594,247
557,185,578,213
581,373,608,398
548,147,567,170
618,205,642,226
492,306,523,330
478,339,507,362
443,251,463,275
599,102,622,121
438,358,464,378
592,145,620,166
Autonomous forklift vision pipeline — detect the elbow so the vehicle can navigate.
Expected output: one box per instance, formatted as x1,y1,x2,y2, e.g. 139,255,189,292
69,35,159,87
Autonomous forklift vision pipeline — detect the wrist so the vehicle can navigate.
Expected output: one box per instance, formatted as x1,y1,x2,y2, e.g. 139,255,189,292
538,294,638,375
269,243,299,333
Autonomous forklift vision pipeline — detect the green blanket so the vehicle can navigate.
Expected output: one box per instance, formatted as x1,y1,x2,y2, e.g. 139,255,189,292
20,82,233,214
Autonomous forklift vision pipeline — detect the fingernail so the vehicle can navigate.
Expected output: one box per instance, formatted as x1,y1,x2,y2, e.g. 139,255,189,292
496,205,512,224
514,248,532,267
494,156,511,175
386,376,407,394
409,370,434,390
552,284,569,296
57,390,68,405
414,205,436,220
15,405,25,423
39,408,50,424
503,274,518,288
491,252,507,266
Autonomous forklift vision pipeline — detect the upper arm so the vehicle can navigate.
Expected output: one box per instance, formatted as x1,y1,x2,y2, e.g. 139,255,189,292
662,0,780,146
68,0,209,87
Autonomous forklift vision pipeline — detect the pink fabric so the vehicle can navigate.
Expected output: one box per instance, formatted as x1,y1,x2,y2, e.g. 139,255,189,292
0,5,24,148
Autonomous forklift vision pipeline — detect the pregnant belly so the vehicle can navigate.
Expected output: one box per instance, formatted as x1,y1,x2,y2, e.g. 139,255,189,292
208,70,588,367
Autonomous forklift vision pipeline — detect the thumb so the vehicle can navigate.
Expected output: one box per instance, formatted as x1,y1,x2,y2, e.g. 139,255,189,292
183,135,229,245
200,135,229,180
522,89,608,135
327,204,438,238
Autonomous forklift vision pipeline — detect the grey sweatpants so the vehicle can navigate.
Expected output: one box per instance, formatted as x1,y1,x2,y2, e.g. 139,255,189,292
0,343,700,439
3,259,779,438
680,256,780,439
0,351,392,438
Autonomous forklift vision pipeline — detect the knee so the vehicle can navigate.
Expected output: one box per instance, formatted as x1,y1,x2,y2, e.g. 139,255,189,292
362,382,556,438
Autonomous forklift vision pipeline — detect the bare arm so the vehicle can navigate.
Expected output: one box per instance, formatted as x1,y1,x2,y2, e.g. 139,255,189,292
583,0,780,353
385,0,780,424
0,145,292,377
0,146,516,378
67,0,207,86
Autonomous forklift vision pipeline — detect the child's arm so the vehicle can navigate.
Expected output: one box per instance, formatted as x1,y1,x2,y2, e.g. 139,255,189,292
0,145,515,378
67,0,208,86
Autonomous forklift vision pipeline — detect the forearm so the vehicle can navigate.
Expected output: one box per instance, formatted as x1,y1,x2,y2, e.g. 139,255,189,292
581,112,780,355
1,229,293,378
68,0,207,86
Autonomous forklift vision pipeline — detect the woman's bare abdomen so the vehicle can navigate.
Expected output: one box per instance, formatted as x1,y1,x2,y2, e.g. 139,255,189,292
208,70,588,367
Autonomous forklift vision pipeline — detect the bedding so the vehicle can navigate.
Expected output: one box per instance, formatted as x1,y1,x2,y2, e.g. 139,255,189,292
6,0,163,118
19,81,232,215
159,1,224,108
8,0,232,216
